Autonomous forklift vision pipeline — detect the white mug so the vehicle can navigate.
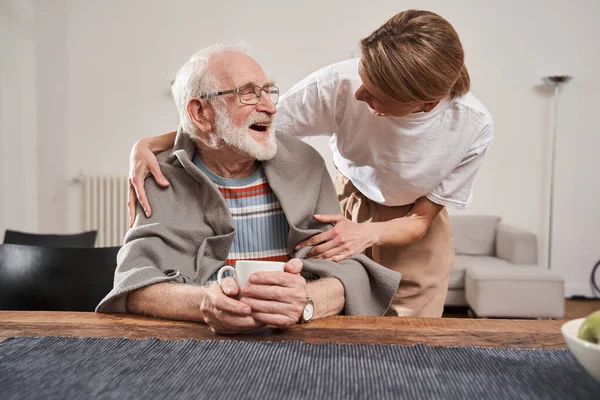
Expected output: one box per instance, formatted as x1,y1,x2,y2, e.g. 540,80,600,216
217,260,286,289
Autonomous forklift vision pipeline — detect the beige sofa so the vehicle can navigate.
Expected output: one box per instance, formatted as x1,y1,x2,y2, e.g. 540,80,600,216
445,215,564,318
446,215,536,306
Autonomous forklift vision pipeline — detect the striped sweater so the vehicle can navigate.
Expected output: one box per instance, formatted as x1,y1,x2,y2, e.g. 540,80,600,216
193,154,290,283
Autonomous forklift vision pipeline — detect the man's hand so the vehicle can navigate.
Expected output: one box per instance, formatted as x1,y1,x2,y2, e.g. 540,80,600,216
200,278,264,335
240,259,307,329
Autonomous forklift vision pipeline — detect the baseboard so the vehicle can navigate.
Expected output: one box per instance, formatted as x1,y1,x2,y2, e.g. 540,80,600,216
564,283,600,299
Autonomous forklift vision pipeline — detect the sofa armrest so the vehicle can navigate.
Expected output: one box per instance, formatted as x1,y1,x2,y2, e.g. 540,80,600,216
495,224,538,265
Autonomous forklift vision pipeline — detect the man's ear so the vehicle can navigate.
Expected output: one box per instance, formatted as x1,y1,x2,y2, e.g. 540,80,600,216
187,98,214,132
421,101,440,113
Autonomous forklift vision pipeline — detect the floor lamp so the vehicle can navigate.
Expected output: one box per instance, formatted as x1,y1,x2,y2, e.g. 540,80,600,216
542,75,572,270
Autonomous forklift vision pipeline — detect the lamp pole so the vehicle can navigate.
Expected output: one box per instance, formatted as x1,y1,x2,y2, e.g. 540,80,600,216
542,75,571,270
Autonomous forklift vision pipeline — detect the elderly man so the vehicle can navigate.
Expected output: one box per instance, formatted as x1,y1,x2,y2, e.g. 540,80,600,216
97,45,400,334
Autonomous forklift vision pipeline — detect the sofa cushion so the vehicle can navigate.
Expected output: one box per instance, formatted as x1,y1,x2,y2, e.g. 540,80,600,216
449,255,471,289
450,215,501,256
466,264,564,282
449,255,512,290
465,265,564,318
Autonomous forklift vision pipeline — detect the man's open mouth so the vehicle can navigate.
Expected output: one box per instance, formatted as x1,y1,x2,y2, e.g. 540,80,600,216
250,124,270,132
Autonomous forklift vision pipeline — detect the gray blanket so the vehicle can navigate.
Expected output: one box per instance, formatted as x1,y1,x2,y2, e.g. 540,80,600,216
97,130,401,315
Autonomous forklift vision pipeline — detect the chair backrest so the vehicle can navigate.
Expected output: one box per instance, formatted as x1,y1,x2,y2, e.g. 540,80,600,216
3,230,97,248
0,244,120,311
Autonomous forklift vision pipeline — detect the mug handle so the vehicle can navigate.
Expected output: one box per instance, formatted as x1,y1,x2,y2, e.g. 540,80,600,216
217,266,237,287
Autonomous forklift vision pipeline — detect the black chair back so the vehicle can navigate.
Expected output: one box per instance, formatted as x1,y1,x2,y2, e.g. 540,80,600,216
3,230,97,248
0,244,120,311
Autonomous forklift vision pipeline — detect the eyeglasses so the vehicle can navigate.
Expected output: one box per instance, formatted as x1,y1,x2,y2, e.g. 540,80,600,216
200,85,279,105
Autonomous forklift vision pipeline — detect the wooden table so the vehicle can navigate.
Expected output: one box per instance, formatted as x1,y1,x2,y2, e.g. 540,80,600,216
0,311,567,349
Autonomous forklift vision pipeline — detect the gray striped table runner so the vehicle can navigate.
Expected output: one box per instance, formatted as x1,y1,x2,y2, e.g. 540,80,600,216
1,337,598,399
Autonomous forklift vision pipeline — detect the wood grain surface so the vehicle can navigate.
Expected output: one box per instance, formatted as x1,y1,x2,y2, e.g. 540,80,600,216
0,311,567,349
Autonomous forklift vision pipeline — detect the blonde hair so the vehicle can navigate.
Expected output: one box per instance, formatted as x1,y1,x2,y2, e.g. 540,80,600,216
360,10,470,103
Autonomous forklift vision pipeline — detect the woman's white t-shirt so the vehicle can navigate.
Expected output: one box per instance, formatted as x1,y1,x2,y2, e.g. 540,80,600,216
275,58,493,210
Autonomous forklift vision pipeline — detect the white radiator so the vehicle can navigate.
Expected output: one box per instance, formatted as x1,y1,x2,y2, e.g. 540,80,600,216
83,176,129,247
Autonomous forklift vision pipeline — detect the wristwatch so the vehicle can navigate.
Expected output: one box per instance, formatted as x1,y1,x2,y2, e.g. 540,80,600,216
299,295,314,324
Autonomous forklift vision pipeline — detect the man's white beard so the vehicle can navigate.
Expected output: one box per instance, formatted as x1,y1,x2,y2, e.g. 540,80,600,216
210,105,277,161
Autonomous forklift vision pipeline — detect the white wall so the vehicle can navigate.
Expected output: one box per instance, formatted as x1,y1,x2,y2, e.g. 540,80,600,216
16,0,600,296
0,0,38,236
35,0,69,233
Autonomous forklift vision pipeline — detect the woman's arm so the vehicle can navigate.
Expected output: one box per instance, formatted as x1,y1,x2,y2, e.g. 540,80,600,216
295,197,443,262
128,131,177,227
147,131,177,152
376,196,444,246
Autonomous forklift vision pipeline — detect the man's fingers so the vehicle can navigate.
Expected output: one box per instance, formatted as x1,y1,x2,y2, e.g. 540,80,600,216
240,297,298,315
127,185,137,228
148,160,170,188
219,277,240,297
250,312,296,329
206,313,264,335
214,313,261,329
214,297,250,315
203,283,266,334
284,259,303,274
242,284,289,301
207,284,250,315
248,271,301,287
242,284,306,305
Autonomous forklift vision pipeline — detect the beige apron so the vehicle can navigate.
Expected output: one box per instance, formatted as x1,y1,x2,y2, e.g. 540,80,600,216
334,175,455,317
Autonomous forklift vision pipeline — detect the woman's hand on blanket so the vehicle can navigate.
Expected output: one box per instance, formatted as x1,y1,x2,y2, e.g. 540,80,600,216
295,214,379,262
200,280,264,335
127,138,170,227
240,259,307,328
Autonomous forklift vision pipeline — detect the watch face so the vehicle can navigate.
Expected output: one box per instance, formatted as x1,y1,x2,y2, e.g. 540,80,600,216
303,303,314,321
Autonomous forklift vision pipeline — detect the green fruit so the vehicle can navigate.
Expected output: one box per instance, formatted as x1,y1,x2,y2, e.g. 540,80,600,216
578,310,600,344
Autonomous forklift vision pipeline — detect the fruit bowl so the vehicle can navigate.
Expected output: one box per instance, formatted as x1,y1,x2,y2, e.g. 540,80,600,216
561,318,600,382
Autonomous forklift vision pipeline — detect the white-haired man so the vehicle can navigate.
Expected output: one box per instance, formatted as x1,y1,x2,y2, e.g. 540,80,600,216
97,46,400,334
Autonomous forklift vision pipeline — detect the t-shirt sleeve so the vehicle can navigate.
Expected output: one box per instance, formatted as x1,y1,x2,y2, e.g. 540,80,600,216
426,124,493,210
275,69,338,139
